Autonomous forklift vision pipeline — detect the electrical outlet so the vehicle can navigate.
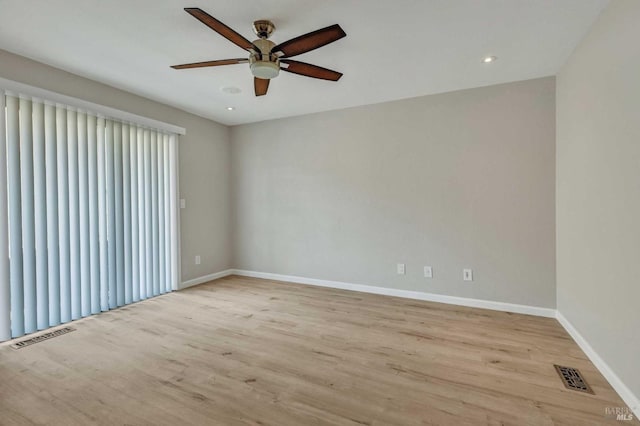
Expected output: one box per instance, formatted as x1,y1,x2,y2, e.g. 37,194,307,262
463,268,473,281
397,263,406,275
424,266,433,278
180,199,186,209
195,255,201,265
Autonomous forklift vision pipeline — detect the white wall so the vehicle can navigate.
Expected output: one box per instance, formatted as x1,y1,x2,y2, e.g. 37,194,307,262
0,49,232,284
557,0,640,401
231,77,556,308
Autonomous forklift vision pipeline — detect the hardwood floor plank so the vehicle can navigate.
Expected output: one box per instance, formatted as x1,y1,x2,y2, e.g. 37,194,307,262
0,275,636,425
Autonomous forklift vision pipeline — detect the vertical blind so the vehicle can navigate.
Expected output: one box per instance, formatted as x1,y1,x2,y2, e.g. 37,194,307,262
0,91,179,341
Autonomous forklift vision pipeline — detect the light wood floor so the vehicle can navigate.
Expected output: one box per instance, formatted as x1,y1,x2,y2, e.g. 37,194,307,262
0,275,635,426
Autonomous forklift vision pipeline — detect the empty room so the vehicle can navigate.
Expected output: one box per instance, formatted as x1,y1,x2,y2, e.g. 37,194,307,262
0,0,638,425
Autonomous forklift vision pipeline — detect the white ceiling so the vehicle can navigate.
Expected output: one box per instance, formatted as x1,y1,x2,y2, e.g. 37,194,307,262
0,0,608,126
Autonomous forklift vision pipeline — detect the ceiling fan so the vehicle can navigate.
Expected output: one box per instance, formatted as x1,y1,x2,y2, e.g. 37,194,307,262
171,8,346,97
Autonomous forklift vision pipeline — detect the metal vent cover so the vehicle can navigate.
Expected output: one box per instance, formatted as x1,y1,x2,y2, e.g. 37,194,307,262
10,327,76,350
554,364,594,394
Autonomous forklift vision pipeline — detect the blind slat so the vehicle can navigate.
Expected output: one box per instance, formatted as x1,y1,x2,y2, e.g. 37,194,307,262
164,135,172,293
130,126,140,303
67,110,81,320
56,106,71,324
97,117,109,312
158,134,166,294
122,124,133,305
144,130,152,299
7,96,24,337
114,122,125,307
33,101,49,330
19,98,36,334
0,92,11,341
169,135,179,291
106,120,117,309
137,129,147,300
44,104,60,326
150,132,159,297
87,114,100,314
78,112,91,317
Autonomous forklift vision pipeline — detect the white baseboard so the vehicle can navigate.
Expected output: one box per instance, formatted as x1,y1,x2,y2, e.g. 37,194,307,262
187,268,638,416
231,269,556,318
556,312,639,418
180,269,234,289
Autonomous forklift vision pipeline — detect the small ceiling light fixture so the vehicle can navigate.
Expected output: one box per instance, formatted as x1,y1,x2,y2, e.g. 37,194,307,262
482,55,497,64
226,106,235,111
221,86,241,94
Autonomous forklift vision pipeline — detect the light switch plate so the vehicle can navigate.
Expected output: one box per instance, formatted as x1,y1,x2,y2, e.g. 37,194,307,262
397,263,406,275
463,269,473,281
180,199,186,209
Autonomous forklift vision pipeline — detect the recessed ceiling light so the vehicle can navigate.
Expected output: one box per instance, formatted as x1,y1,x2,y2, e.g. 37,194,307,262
226,107,235,111
482,56,497,64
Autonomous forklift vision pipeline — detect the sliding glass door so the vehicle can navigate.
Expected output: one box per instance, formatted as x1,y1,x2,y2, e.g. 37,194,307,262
0,90,180,341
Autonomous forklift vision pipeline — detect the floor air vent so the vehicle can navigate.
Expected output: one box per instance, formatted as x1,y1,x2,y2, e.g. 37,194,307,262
554,364,594,394
10,327,76,350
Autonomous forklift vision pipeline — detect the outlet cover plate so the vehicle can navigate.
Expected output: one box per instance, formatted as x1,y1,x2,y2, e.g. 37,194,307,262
424,266,433,278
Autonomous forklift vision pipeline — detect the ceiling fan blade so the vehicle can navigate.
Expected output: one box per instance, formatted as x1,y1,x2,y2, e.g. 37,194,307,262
184,8,256,51
254,78,270,96
171,58,248,69
271,24,346,58
280,60,343,81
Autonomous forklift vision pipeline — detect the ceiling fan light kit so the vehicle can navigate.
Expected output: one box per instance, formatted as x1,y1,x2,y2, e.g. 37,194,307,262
250,59,280,79
249,35,280,80
171,8,346,96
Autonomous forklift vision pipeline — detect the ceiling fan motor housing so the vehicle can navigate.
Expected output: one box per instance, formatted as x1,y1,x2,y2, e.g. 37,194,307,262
250,38,280,79
252,20,276,39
